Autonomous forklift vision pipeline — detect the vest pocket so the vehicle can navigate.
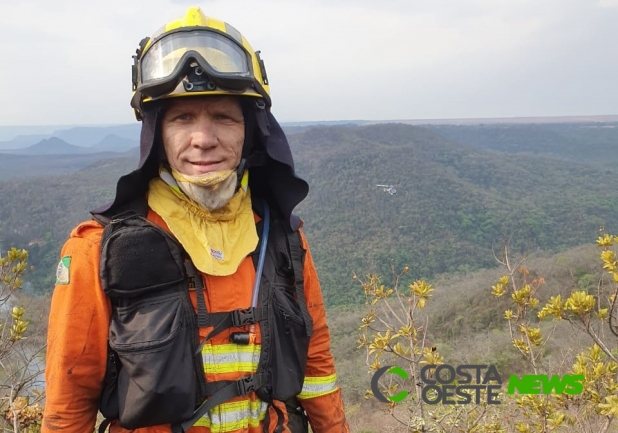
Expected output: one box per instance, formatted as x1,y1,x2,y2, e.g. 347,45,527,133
269,284,310,400
109,292,198,429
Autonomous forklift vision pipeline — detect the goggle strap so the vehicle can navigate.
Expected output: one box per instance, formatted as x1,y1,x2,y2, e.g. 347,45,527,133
256,51,268,86
132,37,151,91
132,60,138,91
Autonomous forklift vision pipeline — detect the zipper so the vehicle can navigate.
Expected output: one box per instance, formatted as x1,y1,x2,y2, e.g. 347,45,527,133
278,306,304,325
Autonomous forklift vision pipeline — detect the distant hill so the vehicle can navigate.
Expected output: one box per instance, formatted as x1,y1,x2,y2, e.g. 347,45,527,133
0,125,76,142
368,114,618,126
92,134,139,152
2,137,92,155
0,134,51,149
0,124,142,150
54,124,141,147
0,148,139,180
2,114,617,150
2,123,618,306
0,136,138,156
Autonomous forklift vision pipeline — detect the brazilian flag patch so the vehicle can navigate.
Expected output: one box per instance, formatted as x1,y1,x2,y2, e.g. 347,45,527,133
55,256,71,285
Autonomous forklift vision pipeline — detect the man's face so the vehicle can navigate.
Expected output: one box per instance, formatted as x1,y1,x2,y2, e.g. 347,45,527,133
161,96,245,176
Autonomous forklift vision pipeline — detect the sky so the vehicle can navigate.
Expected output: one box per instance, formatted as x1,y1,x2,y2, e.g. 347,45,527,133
1,0,617,126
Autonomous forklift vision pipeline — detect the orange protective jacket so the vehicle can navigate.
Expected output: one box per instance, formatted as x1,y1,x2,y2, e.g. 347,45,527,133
42,209,349,433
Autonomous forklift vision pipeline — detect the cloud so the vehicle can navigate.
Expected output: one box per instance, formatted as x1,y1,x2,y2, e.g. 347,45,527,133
597,0,618,7
1,0,617,125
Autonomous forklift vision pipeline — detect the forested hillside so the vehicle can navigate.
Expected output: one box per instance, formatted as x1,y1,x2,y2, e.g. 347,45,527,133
0,157,136,290
290,123,618,304
428,122,618,165
2,123,618,307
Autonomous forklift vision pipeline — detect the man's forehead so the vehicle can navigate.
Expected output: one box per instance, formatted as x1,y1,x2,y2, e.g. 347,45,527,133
164,95,242,111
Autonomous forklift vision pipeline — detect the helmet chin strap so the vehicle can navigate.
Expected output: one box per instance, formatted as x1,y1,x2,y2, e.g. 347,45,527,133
235,158,247,192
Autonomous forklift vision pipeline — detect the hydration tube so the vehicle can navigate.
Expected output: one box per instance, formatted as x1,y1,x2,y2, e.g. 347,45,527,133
249,201,269,334
196,201,271,350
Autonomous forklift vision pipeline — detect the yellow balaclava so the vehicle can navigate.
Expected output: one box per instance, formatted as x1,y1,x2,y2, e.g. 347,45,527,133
147,166,259,276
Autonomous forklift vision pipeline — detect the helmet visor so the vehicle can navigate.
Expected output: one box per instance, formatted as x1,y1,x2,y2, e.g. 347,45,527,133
139,29,252,95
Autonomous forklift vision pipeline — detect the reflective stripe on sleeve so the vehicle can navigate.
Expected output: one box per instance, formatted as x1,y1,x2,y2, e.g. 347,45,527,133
297,374,338,399
193,398,269,432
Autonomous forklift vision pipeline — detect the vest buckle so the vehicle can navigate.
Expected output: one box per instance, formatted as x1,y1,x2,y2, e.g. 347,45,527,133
236,375,258,395
231,308,255,327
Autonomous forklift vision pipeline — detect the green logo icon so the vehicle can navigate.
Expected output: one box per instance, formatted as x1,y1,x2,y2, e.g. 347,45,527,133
371,365,409,403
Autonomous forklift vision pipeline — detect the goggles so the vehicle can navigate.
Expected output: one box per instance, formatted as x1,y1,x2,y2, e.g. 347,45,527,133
136,28,258,100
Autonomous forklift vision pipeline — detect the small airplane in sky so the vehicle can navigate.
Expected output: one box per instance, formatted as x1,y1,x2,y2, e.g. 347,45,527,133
376,184,397,195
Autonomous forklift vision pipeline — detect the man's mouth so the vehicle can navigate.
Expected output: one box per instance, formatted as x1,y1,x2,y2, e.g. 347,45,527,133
191,161,220,166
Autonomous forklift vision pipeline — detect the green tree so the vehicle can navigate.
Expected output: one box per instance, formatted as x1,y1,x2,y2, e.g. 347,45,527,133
356,267,505,432
489,235,618,432
0,248,45,432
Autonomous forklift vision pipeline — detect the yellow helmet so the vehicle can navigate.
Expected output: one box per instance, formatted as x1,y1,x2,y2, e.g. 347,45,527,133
130,7,271,120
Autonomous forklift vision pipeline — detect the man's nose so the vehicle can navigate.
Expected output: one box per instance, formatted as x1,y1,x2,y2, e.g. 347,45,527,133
190,117,218,148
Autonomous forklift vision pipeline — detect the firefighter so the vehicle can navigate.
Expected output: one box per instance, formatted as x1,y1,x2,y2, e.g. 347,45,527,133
42,7,349,433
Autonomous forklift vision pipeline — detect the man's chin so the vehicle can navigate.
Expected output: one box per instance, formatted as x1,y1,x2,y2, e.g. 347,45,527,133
176,171,239,211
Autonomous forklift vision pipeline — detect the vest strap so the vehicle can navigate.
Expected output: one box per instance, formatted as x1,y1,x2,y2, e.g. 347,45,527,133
287,231,313,336
184,261,209,328
173,374,265,433
98,418,112,433
194,307,267,355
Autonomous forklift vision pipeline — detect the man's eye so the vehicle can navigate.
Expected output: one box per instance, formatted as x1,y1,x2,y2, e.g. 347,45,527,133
174,113,192,121
216,113,243,122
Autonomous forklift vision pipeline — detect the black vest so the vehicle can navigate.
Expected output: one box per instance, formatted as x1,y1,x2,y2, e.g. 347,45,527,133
93,198,313,433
